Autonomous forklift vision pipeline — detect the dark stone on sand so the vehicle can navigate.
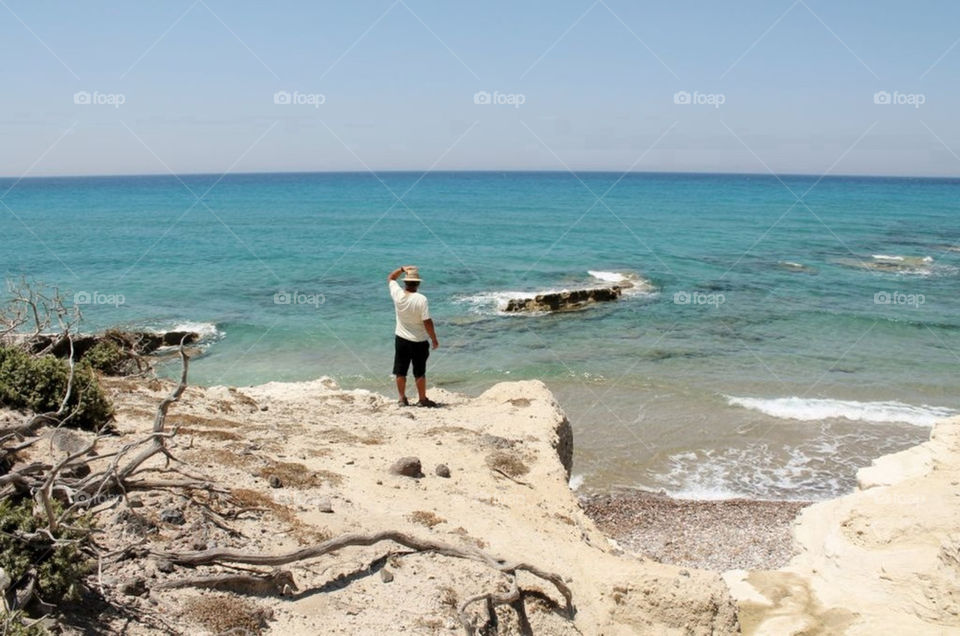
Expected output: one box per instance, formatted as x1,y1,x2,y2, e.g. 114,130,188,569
390,457,423,478
154,559,174,574
160,508,185,525
435,464,451,478
504,286,622,313
381,569,394,583
64,462,91,479
119,577,147,596
269,475,283,488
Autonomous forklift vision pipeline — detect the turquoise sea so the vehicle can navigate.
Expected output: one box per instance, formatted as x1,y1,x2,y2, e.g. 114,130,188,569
3,171,959,500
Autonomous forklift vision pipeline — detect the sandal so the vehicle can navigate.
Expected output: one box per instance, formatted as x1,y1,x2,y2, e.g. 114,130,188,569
398,397,409,406
417,398,439,408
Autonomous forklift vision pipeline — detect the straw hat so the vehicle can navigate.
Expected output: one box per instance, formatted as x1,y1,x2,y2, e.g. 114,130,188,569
403,266,422,282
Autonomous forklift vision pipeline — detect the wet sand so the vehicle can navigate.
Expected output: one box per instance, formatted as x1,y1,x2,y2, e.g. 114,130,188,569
580,490,813,571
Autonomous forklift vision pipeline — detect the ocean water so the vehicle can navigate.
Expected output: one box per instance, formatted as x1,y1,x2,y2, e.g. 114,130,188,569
3,171,959,500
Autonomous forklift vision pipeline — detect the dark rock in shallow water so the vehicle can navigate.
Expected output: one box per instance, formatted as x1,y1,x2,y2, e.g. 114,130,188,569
20,329,201,358
504,286,622,313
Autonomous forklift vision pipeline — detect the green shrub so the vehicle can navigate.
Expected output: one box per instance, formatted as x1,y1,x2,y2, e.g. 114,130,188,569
0,498,92,606
0,610,48,635
0,345,114,430
82,340,131,376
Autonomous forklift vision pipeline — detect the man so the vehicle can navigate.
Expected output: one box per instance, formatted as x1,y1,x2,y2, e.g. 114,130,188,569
388,265,439,407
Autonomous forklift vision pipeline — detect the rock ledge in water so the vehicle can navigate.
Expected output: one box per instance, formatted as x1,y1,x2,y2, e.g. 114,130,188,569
504,286,622,313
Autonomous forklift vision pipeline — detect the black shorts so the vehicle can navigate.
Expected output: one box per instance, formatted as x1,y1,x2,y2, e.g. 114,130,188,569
393,336,430,378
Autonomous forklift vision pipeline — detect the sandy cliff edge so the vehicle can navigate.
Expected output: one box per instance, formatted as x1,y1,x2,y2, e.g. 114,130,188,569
725,416,960,635
56,376,740,635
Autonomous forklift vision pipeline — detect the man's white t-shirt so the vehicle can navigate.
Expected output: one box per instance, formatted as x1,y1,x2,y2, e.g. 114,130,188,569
389,280,430,342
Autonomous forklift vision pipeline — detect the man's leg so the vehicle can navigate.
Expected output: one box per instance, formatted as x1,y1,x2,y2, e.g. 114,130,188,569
393,336,411,403
412,341,431,404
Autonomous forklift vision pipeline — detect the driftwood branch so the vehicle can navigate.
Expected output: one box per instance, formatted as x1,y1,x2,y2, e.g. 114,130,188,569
115,342,189,483
151,530,573,634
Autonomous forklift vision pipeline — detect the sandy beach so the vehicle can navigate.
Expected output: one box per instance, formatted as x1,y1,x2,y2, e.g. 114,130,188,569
9,370,958,634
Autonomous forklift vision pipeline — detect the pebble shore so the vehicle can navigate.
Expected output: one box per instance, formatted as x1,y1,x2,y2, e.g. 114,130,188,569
580,490,812,571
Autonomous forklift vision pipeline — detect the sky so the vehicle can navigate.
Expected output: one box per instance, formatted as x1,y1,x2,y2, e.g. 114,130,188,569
2,0,959,177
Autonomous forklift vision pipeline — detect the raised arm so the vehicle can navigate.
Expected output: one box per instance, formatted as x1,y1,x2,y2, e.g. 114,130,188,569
388,266,405,282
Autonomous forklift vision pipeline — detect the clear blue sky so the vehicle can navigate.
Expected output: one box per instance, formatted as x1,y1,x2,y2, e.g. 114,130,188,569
2,0,959,177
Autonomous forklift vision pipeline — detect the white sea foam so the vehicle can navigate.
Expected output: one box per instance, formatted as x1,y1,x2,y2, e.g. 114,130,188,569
588,270,655,296
835,254,952,277
587,270,628,283
726,395,956,427
871,254,933,263
143,321,224,341
454,290,560,315
655,443,848,501
568,474,584,491
168,321,223,340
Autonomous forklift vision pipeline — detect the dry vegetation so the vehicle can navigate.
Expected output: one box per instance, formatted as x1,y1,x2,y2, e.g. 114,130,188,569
408,510,446,528
485,450,530,477
185,594,272,634
258,461,344,489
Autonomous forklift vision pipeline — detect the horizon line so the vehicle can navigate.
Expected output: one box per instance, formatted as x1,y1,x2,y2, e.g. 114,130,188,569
2,168,959,181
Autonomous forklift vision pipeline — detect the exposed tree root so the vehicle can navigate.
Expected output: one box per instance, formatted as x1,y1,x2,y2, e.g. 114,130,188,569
150,530,574,634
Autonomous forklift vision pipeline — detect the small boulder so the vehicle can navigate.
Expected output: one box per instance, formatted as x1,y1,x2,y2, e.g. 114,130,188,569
159,508,185,525
317,497,334,513
390,457,423,478
381,569,394,583
269,475,283,488
119,577,147,596
435,464,451,478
